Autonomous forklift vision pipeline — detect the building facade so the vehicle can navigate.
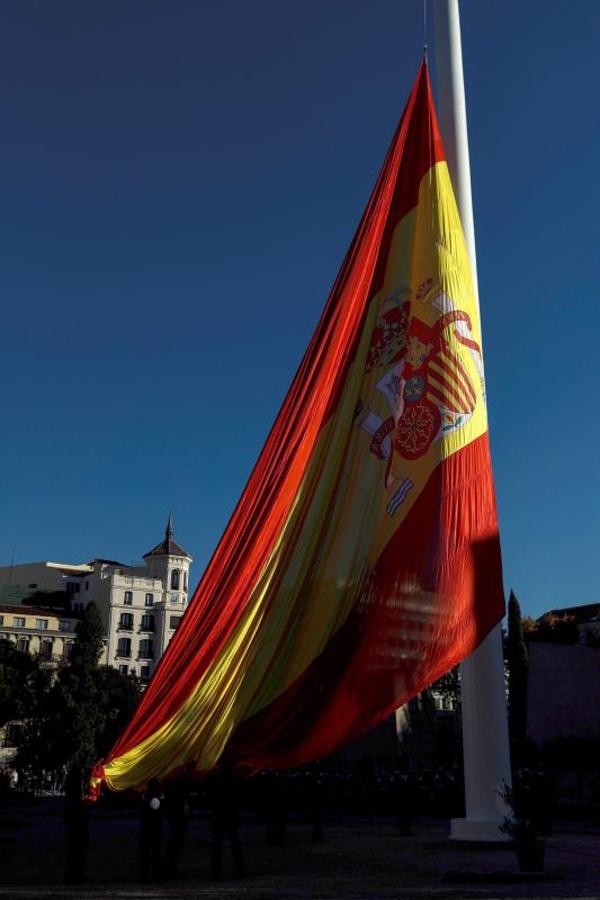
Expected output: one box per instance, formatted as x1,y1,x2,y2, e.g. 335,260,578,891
527,641,600,745
98,517,193,682
0,516,193,683
525,602,600,747
0,605,80,663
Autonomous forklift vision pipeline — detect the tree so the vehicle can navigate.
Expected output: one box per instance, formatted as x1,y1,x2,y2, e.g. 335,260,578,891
14,602,141,884
16,603,140,778
16,603,103,775
506,591,528,766
397,668,463,772
95,666,140,760
521,616,538,637
431,665,460,712
533,612,578,644
0,640,50,727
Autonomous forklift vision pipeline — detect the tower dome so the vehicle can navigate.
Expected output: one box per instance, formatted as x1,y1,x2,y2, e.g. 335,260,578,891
143,513,191,561
143,514,193,655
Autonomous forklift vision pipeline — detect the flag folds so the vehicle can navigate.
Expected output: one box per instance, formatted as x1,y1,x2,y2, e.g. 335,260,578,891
99,63,504,793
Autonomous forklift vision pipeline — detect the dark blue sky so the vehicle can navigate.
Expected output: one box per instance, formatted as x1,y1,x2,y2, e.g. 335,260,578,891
1,1,599,618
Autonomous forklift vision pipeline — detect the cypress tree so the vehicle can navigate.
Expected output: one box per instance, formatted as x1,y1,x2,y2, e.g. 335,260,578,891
507,590,529,766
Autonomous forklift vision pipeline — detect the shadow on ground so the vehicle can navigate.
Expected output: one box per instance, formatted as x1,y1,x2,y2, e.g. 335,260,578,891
0,797,598,899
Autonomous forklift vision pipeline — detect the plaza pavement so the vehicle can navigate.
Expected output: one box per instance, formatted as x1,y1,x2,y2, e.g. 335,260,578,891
0,798,597,899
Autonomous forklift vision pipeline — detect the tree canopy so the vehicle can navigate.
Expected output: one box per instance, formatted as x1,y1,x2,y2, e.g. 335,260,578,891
0,640,50,727
14,603,140,778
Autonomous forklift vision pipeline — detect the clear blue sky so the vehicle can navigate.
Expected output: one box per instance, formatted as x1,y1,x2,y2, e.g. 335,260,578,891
1,1,599,619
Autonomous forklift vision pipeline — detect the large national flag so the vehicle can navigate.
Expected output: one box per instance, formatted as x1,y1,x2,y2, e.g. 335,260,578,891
96,62,504,794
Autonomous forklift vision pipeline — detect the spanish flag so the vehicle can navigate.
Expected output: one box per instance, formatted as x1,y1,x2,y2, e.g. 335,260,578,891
98,62,504,793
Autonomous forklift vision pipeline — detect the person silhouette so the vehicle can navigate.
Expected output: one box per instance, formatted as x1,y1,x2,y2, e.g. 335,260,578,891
64,766,90,885
139,778,164,882
205,757,247,879
164,778,189,877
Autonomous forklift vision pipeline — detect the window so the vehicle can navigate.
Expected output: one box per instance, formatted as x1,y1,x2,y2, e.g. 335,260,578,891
64,642,74,660
118,664,128,676
28,583,38,589
170,594,179,606
16,638,29,653
119,613,133,630
138,639,154,659
36,619,48,630
117,637,131,658
170,615,182,630
59,620,70,632
145,593,154,607
85,581,89,590
40,640,53,660
170,569,180,590
0,615,3,626
140,614,155,632
124,591,133,605
14,617,26,628
183,571,188,592
140,665,150,681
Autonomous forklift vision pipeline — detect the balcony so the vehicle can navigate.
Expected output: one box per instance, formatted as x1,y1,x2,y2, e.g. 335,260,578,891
113,574,162,590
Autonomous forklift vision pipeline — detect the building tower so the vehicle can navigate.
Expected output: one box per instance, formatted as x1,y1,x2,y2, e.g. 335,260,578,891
143,514,193,654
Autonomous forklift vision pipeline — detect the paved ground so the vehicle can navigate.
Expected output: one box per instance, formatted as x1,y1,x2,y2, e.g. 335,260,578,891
0,797,598,899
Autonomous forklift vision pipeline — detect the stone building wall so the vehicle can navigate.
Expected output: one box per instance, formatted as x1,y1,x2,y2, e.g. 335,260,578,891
527,641,600,745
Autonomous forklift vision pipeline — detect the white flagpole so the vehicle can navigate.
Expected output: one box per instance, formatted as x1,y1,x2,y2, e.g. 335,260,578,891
433,0,512,842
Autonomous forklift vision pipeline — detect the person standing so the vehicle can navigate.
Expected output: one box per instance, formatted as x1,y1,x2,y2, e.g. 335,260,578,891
139,778,164,883
164,779,189,877
64,766,90,885
205,759,247,880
